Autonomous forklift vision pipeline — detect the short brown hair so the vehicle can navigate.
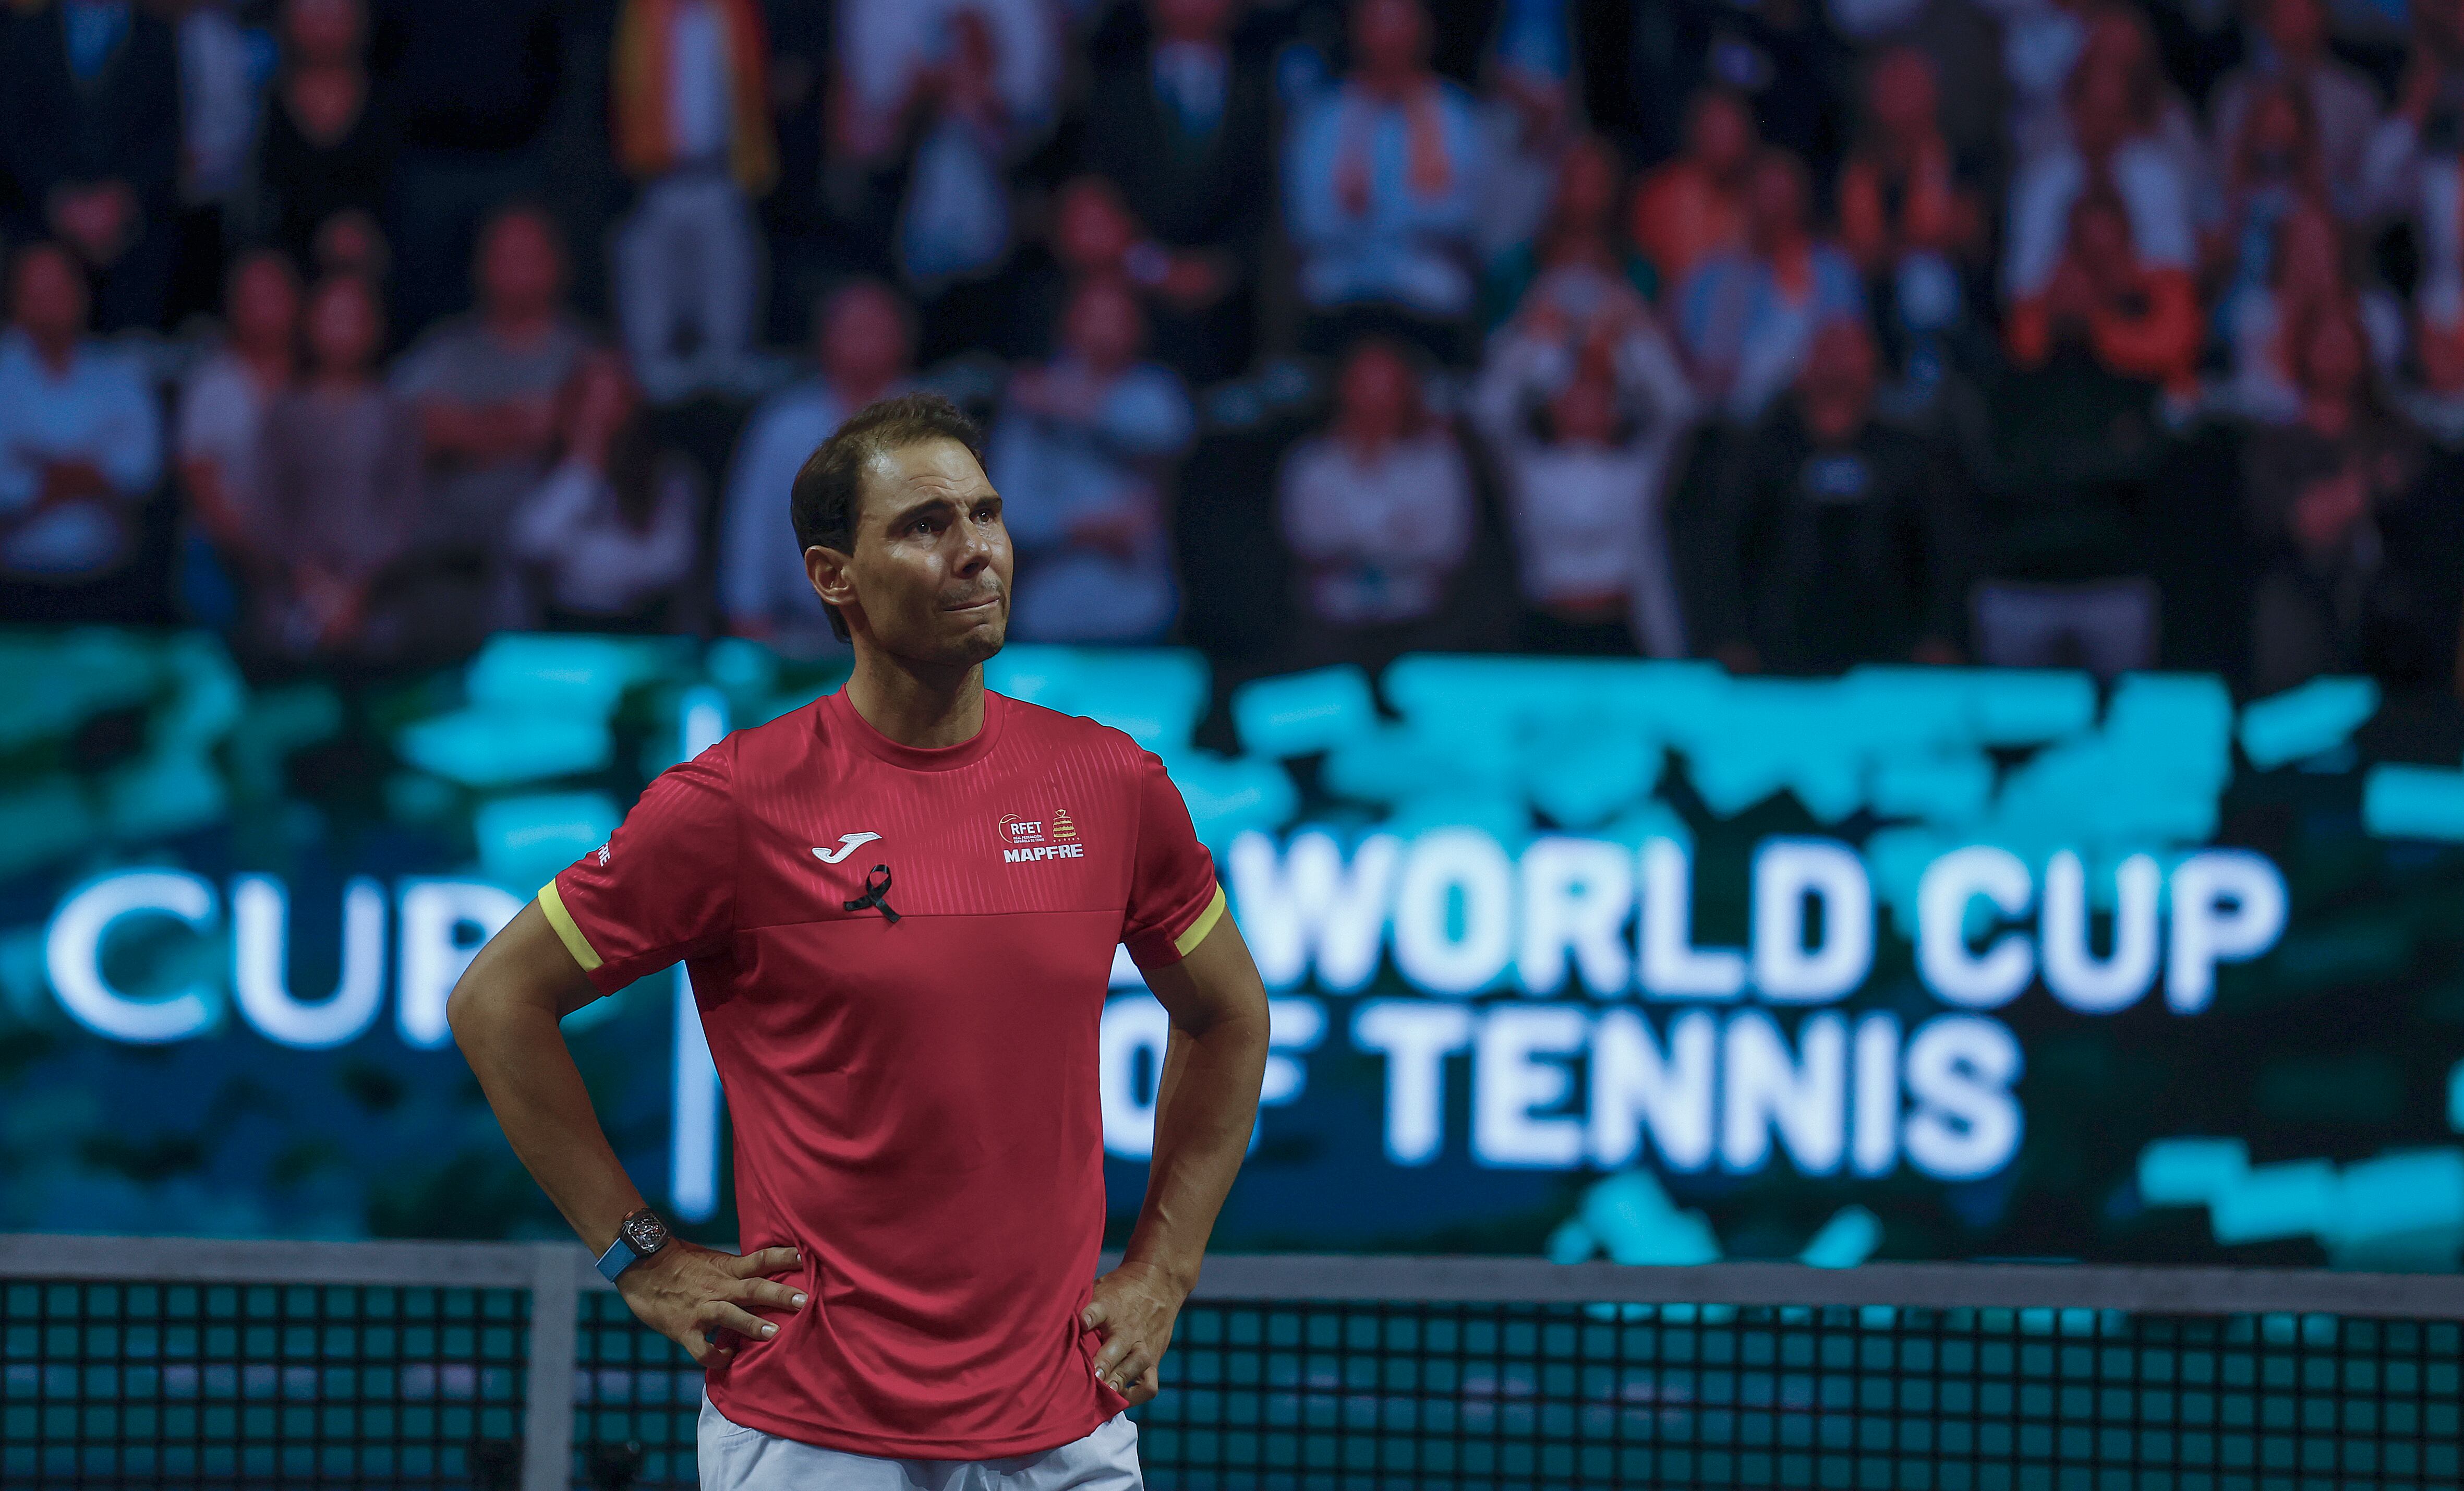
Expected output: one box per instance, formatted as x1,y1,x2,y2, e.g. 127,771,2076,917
789,392,987,641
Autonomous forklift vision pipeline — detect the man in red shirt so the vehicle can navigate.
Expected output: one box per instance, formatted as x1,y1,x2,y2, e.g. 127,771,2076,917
449,393,1271,1482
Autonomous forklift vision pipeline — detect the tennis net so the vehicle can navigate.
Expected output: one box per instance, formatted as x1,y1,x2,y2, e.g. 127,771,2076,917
5,1239,2461,1489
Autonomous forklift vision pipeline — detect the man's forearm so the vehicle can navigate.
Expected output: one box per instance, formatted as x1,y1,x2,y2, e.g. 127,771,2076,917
1121,1006,1270,1290
451,993,645,1253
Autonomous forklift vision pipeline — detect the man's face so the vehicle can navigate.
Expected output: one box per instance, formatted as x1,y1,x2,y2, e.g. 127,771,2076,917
10,248,87,347
822,286,910,392
813,438,1013,666
1351,0,1426,78
479,213,564,322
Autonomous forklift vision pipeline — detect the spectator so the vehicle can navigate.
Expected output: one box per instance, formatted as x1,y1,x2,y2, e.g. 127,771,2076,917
1472,296,1697,657
2007,188,2202,396
1471,0,1578,266
833,0,1057,356
2209,0,2383,223
832,0,1059,169
720,280,912,654
0,242,164,619
2207,75,2324,322
1976,193,2182,679
391,206,592,626
1009,175,1241,382
1276,339,1476,662
1675,149,1867,424
2002,6,2202,324
1701,317,1967,675
2241,299,2426,692
609,0,777,402
2217,195,2405,423
0,0,183,332
168,0,269,326
1838,47,1986,335
246,271,420,660
2375,0,2464,392
2002,0,2207,182
510,353,705,630
177,250,301,624
368,0,563,335
1080,0,1274,384
1284,0,1485,358
1629,88,1755,294
1482,134,1655,334
988,276,1194,642
255,0,395,275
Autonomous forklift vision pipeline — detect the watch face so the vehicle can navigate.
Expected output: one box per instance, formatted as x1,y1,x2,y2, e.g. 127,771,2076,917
621,1211,670,1255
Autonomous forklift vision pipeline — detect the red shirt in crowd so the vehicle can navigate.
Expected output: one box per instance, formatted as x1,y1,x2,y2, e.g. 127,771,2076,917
539,686,1225,1457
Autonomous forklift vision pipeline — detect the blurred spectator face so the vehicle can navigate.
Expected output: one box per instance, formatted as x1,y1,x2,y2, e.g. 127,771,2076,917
1062,279,1147,372
1351,0,1430,85
2068,11,2156,157
1334,340,1417,444
1745,152,1810,251
1796,317,1878,441
2261,0,2326,62
2240,85,2311,182
1867,48,1939,142
9,245,89,354
1547,374,1616,446
305,276,383,376
1686,90,1755,176
1054,177,1139,277
2069,196,2140,295
2275,205,2344,294
284,0,363,64
315,210,389,283
1150,0,1239,45
819,283,912,394
1552,137,1621,234
476,210,566,326
2294,304,2369,400
228,252,303,351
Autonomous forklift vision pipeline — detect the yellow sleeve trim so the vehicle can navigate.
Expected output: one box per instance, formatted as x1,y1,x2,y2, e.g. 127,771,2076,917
537,880,605,973
1173,883,1228,959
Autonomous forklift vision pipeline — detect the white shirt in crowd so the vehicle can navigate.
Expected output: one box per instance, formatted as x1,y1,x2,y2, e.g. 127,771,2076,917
0,332,163,580
176,349,272,516
988,360,1193,643
1469,323,1697,657
719,379,890,653
1276,428,1473,628
511,458,702,618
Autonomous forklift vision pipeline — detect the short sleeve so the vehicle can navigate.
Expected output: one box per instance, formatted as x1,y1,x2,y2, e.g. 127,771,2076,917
1121,750,1225,970
538,742,736,993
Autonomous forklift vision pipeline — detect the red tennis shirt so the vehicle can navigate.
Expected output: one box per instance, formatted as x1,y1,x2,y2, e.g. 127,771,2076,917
537,686,1224,1458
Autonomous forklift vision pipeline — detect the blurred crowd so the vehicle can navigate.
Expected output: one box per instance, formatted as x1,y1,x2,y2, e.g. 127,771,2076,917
5,0,2464,699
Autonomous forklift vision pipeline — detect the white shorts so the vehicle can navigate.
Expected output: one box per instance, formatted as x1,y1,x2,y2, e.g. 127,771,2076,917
696,1392,1145,1490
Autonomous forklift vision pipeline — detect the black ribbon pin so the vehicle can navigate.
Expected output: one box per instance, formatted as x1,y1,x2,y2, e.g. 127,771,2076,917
843,864,901,923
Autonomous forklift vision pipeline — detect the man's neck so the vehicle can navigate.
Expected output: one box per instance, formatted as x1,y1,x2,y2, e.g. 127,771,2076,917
843,647,988,749
29,334,78,378
486,308,555,351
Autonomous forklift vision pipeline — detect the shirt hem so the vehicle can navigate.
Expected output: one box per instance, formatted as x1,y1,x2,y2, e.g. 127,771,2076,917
705,1389,1118,1460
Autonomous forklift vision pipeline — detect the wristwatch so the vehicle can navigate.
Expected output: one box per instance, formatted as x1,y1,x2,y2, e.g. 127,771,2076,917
596,1207,673,1282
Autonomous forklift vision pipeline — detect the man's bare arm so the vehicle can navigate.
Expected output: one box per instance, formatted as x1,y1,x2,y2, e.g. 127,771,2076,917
446,904,803,1365
1080,913,1271,1403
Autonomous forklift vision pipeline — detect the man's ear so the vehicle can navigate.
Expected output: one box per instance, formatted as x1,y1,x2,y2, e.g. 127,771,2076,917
807,545,858,615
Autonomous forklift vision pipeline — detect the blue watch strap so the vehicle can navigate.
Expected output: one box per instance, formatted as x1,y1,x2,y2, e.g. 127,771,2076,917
595,1232,642,1282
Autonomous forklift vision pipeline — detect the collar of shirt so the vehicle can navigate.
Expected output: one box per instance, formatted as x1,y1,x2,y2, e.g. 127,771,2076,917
1152,41,1228,130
